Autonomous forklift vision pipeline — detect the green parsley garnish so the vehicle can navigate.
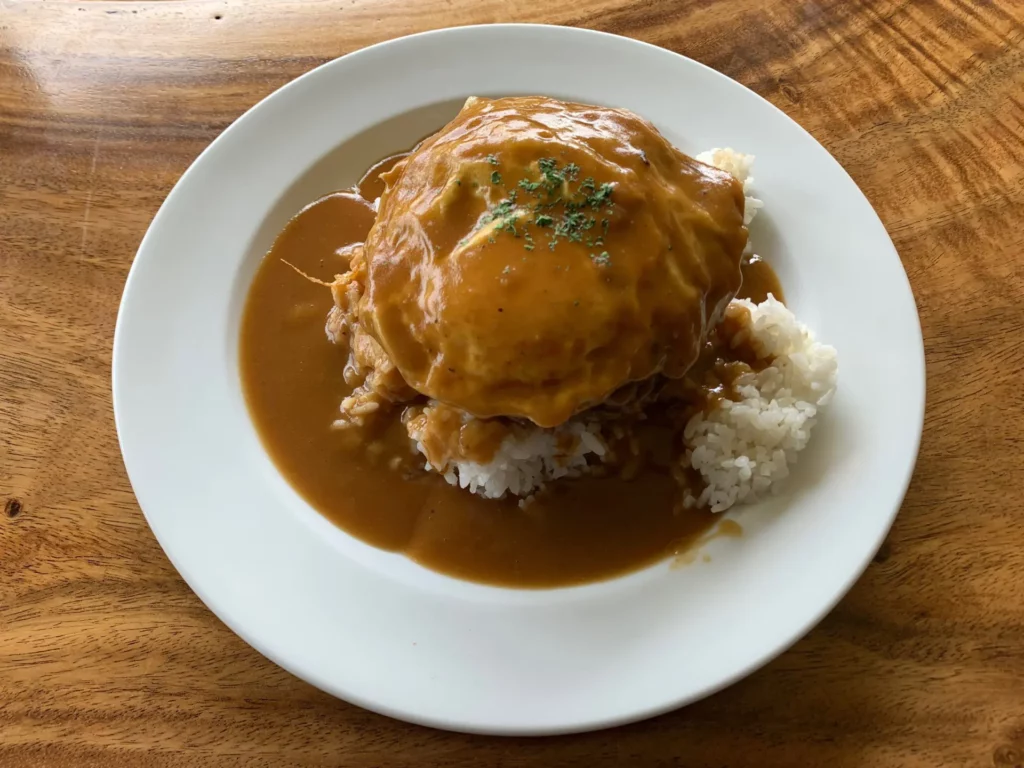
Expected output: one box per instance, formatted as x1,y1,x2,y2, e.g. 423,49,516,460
475,159,616,253
537,157,566,194
474,195,520,243
590,251,611,267
486,199,515,221
538,157,558,174
554,211,589,243
585,183,614,209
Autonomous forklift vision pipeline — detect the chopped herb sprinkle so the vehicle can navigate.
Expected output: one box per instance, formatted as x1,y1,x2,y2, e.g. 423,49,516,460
585,183,614,209
590,251,611,267
472,158,617,253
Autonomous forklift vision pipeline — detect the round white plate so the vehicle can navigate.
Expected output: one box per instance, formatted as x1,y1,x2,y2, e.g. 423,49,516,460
113,25,925,735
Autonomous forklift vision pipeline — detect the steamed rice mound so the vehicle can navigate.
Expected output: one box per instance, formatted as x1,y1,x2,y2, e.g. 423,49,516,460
683,296,837,512
406,405,606,499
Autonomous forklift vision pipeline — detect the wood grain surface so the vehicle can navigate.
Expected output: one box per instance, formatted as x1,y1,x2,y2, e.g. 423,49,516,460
2,0,1023,765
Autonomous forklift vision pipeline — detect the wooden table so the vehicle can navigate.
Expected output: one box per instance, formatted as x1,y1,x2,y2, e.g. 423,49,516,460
2,1,1022,765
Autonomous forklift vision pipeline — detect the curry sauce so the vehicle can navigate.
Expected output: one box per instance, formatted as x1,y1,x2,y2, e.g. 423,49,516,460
240,153,783,588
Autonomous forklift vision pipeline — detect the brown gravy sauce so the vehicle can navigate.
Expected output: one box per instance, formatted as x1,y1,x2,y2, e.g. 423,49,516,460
240,153,783,588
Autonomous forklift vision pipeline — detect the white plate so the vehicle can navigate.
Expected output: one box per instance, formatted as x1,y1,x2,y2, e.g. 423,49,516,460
113,25,925,735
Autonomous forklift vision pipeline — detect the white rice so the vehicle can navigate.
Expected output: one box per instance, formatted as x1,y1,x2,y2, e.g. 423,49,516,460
408,417,606,500
695,147,764,227
683,296,837,512
406,149,837,512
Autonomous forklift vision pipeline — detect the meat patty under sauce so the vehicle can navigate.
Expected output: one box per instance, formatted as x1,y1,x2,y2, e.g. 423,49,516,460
364,97,749,427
